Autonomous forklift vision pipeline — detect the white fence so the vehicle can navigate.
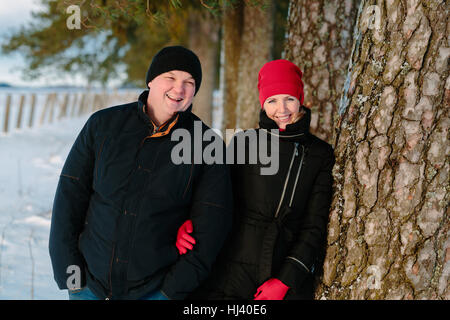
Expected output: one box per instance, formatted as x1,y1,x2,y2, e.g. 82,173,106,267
0,89,140,135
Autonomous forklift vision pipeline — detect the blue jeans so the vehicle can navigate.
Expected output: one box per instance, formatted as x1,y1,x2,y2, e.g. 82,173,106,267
68,287,99,300
68,287,169,300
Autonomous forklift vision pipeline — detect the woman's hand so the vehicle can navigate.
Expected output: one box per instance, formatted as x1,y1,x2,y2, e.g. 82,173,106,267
175,219,196,255
254,278,290,300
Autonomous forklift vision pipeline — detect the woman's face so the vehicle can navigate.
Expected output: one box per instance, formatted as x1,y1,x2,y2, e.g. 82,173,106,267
263,94,301,129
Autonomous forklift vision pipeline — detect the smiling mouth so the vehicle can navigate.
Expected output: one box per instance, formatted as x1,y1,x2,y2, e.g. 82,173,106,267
276,114,291,122
166,94,184,102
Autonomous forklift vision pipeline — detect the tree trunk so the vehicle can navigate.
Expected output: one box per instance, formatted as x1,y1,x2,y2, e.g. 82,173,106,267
188,10,220,127
236,0,274,129
284,0,358,143
221,1,244,132
316,0,449,299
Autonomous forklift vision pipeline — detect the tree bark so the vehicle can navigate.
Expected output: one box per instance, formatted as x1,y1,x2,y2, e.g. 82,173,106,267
188,10,220,127
316,0,449,299
284,0,358,143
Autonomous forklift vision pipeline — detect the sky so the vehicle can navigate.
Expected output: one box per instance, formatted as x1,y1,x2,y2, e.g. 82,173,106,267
0,0,44,87
0,0,127,88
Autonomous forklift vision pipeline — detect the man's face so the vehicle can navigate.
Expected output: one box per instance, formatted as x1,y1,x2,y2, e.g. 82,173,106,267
147,70,196,121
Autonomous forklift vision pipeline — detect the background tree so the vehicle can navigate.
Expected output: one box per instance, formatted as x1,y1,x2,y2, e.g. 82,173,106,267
188,8,220,126
234,0,274,129
316,0,449,299
283,0,359,143
220,0,244,131
221,0,290,131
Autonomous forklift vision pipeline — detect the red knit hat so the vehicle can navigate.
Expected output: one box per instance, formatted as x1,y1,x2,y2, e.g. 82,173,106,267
257,59,304,108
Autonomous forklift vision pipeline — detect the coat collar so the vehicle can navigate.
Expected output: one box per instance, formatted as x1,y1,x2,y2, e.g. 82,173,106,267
258,106,312,143
137,89,193,135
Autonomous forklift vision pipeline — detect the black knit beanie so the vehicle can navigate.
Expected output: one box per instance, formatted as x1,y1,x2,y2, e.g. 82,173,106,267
145,46,202,95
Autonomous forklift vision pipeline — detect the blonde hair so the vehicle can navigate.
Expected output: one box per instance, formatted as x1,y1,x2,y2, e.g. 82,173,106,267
289,107,306,125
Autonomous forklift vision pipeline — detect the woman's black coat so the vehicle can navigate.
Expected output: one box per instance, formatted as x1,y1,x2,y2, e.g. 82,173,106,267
191,106,335,300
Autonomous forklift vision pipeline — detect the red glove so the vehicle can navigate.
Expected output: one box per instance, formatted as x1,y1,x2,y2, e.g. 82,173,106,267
254,278,290,300
175,219,196,255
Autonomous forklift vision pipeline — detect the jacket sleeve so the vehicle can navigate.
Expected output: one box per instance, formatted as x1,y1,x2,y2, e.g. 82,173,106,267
161,146,233,300
277,145,335,291
49,114,97,290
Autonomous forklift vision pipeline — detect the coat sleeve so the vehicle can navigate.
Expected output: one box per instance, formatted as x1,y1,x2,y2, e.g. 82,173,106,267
160,146,233,300
277,145,335,291
49,114,98,290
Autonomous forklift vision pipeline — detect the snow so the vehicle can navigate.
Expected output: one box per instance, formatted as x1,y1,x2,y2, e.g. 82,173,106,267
0,112,90,299
0,88,140,300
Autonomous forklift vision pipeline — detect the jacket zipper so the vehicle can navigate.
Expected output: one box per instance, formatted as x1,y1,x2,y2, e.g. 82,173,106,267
274,142,306,218
288,144,306,207
94,136,107,184
274,142,299,218
276,143,311,274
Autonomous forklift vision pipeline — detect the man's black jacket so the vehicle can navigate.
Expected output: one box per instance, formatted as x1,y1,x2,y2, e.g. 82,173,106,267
49,90,233,300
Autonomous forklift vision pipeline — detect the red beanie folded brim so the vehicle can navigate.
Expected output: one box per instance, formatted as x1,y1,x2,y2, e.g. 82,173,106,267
258,82,304,107
257,59,304,108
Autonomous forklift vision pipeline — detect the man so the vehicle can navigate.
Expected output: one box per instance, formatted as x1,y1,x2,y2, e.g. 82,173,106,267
49,46,233,300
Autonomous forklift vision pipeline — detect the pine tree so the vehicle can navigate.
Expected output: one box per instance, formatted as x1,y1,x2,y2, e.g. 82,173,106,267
316,0,449,300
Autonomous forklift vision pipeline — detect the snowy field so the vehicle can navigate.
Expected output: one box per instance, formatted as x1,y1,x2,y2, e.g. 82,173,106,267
0,114,89,299
0,89,139,300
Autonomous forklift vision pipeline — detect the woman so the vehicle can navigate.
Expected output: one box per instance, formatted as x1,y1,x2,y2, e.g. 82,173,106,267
176,59,335,300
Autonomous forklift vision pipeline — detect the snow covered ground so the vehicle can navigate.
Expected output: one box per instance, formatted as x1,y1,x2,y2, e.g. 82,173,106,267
0,114,89,300
0,89,140,300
